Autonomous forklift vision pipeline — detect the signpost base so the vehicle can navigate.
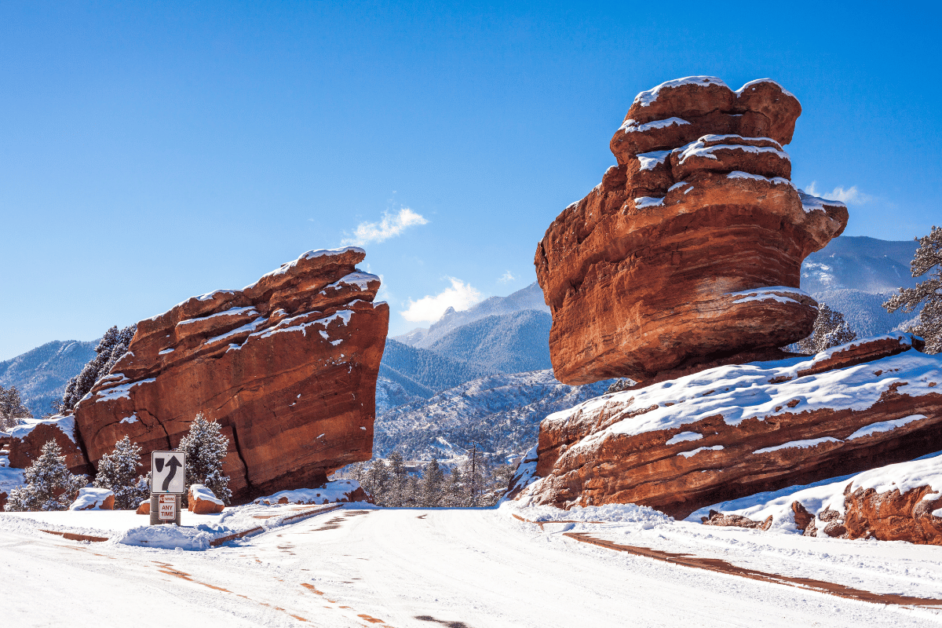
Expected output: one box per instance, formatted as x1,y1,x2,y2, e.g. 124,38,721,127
149,493,182,525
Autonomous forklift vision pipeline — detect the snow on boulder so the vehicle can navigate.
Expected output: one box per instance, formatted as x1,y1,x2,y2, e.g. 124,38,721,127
255,479,370,506
516,335,942,519
70,487,115,511
7,415,91,476
188,484,224,514
136,500,149,515
692,453,942,545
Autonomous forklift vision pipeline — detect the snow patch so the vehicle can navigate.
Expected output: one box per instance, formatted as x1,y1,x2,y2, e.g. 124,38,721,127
666,431,703,445
620,117,690,134
9,415,78,444
847,414,926,440
678,445,724,458
753,437,841,455
636,150,671,170
634,196,665,209
633,76,728,107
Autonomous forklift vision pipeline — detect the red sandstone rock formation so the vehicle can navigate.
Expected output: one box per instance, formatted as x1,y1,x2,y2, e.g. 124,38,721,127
8,417,91,477
189,484,225,514
514,335,942,519
535,76,848,385
72,247,389,503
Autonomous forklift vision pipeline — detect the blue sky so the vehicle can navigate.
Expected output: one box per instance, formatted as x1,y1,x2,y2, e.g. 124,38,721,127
1,1,940,360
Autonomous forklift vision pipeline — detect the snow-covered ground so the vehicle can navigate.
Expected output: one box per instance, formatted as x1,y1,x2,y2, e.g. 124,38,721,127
3,502,942,626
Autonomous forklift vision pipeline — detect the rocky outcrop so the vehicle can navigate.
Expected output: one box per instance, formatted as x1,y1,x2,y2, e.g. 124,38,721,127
514,335,942,519
254,479,370,505
701,510,772,530
8,416,91,477
72,247,389,503
535,76,848,385
188,484,225,514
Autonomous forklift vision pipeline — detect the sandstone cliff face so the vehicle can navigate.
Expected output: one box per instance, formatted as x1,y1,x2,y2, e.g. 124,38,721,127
73,247,389,502
514,335,942,519
535,76,848,385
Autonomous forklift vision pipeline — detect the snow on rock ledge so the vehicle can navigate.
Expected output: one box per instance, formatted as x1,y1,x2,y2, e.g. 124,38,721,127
72,247,389,503
8,415,90,476
515,335,942,519
188,484,224,514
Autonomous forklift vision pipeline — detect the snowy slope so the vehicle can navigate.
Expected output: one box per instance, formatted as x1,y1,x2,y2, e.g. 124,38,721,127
0,339,97,417
374,370,611,462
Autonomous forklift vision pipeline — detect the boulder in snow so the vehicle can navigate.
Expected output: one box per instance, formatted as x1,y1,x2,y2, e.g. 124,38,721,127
136,500,150,515
188,484,224,514
7,415,91,476
70,487,115,511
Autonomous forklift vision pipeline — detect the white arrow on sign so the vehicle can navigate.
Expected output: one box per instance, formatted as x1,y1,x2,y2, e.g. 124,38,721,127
151,451,186,494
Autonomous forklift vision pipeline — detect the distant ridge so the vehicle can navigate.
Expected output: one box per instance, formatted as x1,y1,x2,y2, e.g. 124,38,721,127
0,340,97,417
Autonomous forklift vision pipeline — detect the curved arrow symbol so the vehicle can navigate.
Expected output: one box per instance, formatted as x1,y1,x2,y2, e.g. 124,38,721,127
161,456,183,491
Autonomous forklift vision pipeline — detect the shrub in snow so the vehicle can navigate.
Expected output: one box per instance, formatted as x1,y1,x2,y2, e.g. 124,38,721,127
796,302,856,354
0,384,32,431
4,440,87,512
885,225,942,354
94,435,150,509
56,324,136,414
178,413,232,505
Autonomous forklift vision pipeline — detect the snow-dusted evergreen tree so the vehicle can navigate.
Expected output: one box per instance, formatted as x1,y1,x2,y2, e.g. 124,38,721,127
0,385,33,430
404,474,421,507
443,467,465,507
885,226,942,354
56,325,136,413
365,458,390,505
93,436,150,509
177,413,232,505
796,302,857,354
482,463,516,506
386,452,408,507
4,440,87,511
462,446,485,507
422,459,445,507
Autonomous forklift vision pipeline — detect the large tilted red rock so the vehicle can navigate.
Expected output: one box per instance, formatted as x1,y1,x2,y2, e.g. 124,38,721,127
72,247,389,502
513,335,942,519
535,76,848,385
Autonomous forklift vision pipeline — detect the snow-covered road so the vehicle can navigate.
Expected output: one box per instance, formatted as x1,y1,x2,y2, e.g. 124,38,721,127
3,506,942,627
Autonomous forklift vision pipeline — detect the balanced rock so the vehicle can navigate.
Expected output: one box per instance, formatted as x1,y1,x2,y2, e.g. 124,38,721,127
535,76,848,385
73,247,389,503
513,335,942,519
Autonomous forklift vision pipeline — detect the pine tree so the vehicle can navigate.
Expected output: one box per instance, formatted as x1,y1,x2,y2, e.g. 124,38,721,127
386,452,408,507
366,458,390,505
484,463,516,506
0,385,33,431
404,474,421,507
796,302,857,354
884,226,942,354
177,413,232,505
4,440,87,511
444,467,465,507
93,436,150,509
56,324,137,414
422,459,444,507
463,445,485,507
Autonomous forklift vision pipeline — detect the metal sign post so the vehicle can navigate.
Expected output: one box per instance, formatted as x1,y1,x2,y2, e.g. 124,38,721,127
149,451,185,525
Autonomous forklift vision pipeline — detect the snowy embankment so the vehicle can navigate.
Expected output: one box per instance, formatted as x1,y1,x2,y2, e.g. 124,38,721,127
0,480,369,550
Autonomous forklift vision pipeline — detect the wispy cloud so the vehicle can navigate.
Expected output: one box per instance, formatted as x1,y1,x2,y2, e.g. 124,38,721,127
805,182,873,205
342,208,429,246
401,278,483,323
498,270,515,283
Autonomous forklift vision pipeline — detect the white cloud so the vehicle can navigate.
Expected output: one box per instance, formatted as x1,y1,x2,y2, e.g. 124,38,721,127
498,271,515,283
805,182,873,205
401,278,483,323
342,208,428,246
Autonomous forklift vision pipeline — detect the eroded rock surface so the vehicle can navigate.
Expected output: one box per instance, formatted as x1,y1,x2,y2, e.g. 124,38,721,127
8,416,91,477
535,76,848,385
515,335,942,519
73,247,389,502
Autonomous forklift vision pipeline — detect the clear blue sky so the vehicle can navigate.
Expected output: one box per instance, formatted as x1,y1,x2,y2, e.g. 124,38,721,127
2,1,940,360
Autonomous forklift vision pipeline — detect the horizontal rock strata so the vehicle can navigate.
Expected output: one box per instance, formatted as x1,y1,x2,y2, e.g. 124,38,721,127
536,76,848,385
72,247,389,502
514,335,942,519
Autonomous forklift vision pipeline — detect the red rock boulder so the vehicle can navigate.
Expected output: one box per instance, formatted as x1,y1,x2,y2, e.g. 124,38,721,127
536,76,848,385
8,416,91,477
69,487,115,511
136,501,149,515
515,335,942,519
72,247,389,503
188,484,225,514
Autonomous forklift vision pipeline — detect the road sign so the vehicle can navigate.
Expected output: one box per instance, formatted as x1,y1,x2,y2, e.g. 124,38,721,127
158,494,176,521
151,451,186,494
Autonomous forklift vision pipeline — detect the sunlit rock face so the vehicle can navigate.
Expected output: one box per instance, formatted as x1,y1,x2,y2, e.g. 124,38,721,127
535,76,848,385
73,247,389,502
